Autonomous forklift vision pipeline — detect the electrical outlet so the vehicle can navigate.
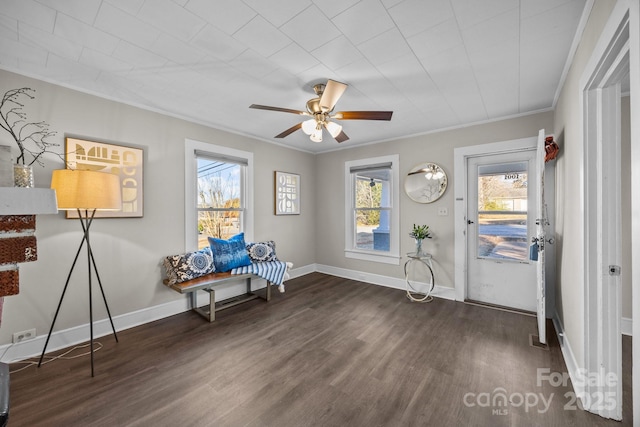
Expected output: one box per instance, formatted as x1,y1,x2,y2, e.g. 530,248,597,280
12,328,36,343
438,207,448,216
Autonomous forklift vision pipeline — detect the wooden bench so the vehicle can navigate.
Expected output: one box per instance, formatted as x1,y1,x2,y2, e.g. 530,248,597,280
164,271,271,322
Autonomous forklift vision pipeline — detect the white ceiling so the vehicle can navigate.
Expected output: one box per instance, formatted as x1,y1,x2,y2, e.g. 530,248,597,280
0,0,587,153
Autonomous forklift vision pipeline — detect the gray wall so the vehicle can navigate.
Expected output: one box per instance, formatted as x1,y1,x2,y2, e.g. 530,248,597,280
0,69,316,345
315,111,553,288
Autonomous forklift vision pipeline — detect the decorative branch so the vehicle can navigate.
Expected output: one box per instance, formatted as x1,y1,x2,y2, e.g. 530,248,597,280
0,87,63,166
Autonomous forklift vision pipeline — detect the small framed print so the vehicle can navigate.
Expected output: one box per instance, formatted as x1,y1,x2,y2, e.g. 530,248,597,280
65,137,144,218
275,171,300,215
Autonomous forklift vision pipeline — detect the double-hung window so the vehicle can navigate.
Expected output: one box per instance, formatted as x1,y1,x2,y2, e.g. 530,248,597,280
345,155,400,264
196,154,245,248
185,140,253,251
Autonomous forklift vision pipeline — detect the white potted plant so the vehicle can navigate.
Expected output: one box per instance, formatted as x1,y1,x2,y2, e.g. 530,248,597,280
409,223,431,255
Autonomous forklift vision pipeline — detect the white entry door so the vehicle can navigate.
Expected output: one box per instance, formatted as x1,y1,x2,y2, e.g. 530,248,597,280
534,129,547,344
466,149,538,312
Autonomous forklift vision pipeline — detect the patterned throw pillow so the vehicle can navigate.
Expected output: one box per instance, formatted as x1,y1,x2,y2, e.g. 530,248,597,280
163,247,215,285
208,232,252,272
246,241,278,262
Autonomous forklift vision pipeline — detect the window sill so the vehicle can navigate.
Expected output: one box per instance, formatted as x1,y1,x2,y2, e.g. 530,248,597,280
345,249,400,265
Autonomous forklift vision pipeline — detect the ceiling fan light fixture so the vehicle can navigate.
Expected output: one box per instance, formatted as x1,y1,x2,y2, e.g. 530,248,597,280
424,164,444,180
301,119,316,135
325,121,343,138
310,125,323,142
310,132,323,143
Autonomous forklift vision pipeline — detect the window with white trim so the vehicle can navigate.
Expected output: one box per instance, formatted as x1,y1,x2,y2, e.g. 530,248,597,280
196,153,246,248
185,140,253,251
345,155,400,265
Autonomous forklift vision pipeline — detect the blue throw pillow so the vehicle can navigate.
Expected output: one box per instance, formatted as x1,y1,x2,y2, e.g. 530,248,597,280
208,233,252,272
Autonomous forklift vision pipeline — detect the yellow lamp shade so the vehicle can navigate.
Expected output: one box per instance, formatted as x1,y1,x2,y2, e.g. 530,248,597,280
51,169,122,211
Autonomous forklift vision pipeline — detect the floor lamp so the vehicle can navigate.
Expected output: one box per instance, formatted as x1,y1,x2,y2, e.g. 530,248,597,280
38,169,122,377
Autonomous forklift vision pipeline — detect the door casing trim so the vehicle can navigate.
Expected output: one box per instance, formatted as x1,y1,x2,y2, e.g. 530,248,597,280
454,136,537,302
579,2,629,419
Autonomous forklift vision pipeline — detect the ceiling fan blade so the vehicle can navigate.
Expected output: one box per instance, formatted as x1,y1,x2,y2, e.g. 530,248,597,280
274,122,302,138
334,130,349,143
333,111,393,121
319,79,347,112
249,104,307,115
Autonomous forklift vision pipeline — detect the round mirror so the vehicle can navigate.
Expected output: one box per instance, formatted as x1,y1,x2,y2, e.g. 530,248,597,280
404,162,447,203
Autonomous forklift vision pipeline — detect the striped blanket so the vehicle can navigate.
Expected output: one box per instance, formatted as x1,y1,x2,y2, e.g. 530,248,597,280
231,260,289,292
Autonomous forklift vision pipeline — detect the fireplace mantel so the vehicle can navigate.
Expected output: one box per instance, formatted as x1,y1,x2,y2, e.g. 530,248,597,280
0,187,58,215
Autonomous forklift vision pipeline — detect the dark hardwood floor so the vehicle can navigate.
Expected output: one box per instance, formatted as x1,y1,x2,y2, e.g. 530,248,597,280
9,273,633,426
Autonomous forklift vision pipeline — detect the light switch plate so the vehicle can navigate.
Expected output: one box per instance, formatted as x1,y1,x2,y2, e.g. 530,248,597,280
438,207,448,216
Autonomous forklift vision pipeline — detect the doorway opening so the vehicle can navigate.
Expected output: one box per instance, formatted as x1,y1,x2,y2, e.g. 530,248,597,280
465,151,537,312
580,4,629,420
454,134,554,323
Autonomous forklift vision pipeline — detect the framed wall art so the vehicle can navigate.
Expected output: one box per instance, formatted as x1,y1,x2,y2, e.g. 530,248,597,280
274,171,300,215
65,137,144,218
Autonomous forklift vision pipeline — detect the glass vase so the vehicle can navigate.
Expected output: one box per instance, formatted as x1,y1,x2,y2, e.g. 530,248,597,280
415,238,423,255
13,164,34,188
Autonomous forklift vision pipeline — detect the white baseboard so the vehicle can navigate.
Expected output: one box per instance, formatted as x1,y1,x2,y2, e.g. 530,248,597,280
0,263,455,362
316,264,456,301
289,264,317,279
0,297,192,364
552,313,586,401
554,312,633,415
622,317,632,336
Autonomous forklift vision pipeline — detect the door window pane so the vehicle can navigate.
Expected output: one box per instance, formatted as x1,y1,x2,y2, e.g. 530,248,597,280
477,162,528,261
